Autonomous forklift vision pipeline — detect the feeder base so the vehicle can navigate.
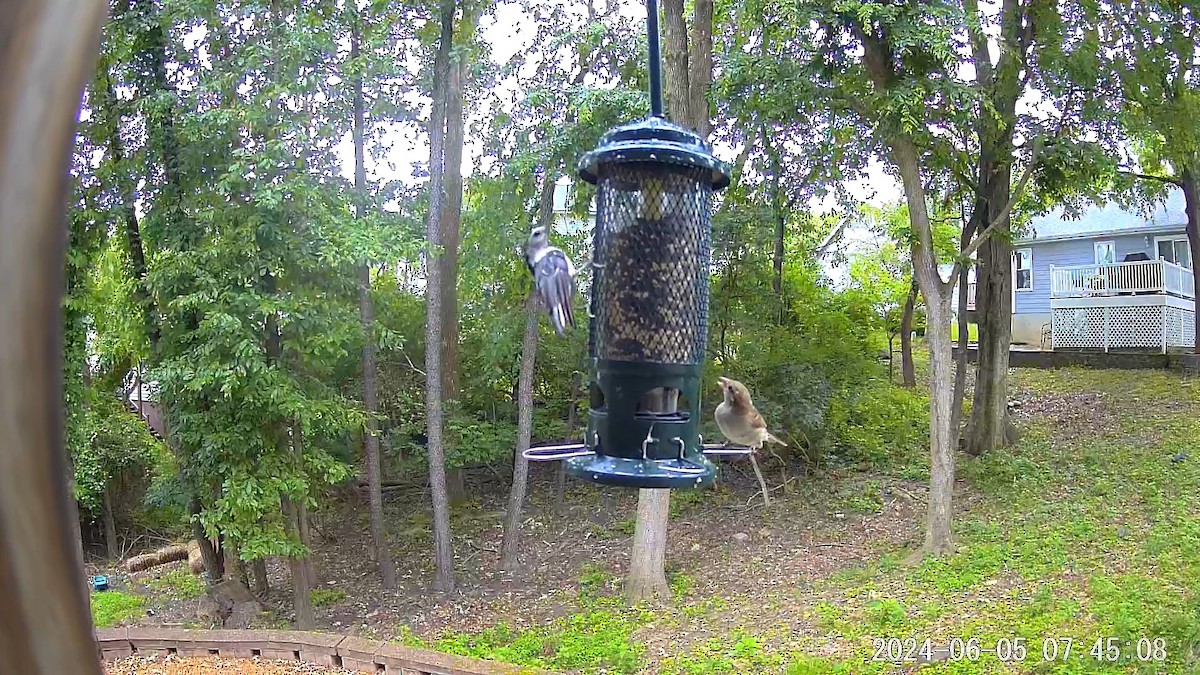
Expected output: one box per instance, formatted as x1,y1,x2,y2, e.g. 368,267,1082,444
564,453,717,489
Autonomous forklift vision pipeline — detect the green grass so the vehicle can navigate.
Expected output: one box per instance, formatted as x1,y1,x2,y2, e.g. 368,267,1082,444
91,590,145,628
430,599,647,674
145,567,205,599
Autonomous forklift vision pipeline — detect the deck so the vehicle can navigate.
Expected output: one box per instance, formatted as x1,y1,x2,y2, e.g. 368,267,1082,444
1048,260,1195,352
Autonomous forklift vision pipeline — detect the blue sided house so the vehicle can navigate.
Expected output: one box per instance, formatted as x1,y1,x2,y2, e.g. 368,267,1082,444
1007,188,1194,351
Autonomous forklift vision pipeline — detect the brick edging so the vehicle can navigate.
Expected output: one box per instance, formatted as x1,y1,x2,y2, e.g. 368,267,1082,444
96,627,551,675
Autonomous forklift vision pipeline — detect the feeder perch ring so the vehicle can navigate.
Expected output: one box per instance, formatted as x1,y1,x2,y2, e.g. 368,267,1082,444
523,443,595,462
701,443,754,456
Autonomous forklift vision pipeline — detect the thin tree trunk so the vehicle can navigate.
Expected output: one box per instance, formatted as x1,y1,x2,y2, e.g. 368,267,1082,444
624,488,672,601
500,172,556,569
500,298,540,570
900,276,918,388
962,0,1029,458
1182,166,1200,354
892,138,955,555
951,210,977,442
922,291,956,555
423,0,458,593
292,425,317,589
103,483,118,561
769,134,785,323
686,0,714,139
282,496,314,629
351,14,398,590
439,10,472,508
188,497,223,581
251,559,269,596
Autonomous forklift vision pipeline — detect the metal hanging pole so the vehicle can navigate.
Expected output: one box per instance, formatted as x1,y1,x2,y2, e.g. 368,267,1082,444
646,0,663,117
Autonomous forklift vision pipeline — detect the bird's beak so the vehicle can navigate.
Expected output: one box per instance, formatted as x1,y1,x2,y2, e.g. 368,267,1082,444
717,377,729,388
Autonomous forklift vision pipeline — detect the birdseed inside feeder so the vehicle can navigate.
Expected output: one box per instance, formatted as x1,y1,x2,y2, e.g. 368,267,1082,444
566,118,730,488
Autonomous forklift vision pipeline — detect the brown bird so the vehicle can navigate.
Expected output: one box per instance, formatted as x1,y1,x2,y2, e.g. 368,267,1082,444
714,376,787,450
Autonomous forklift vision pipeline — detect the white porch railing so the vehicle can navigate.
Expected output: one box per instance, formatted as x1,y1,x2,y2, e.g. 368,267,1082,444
1049,260,1195,299
966,282,976,310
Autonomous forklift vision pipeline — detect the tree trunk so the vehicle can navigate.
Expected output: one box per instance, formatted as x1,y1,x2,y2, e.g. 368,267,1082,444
661,0,691,125
500,172,556,569
1182,166,1200,354
892,138,955,555
251,559,269,596
423,0,458,593
500,298,540,570
359,265,397,589
769,134,785,322
900,276,918,388
188,497,223,581
351,15,398,590
103,483,118,561
624,488,672,601
282,496,314,629
964,222,1014,457
962,0,1028,458
686,0,714,139
439,10,472,508
922,291,956,555
951,211,977,442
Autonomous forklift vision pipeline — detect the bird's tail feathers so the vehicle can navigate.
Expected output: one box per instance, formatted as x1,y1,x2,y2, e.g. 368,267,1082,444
765,432,787,447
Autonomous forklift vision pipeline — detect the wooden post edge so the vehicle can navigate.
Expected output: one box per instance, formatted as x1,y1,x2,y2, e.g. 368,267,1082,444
98,628,553,675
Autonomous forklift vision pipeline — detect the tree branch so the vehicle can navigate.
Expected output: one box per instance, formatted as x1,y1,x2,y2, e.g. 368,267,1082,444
957,137,1043,265
1118,169,1183,187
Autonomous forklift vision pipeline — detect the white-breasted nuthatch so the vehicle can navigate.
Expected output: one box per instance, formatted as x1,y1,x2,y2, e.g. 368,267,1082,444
524,225,579,337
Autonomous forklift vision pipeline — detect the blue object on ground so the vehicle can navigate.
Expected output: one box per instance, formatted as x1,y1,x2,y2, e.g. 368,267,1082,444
92,575,109,591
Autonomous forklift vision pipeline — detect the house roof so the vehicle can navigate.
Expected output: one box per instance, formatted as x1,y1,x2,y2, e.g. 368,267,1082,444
1016,188,1187,244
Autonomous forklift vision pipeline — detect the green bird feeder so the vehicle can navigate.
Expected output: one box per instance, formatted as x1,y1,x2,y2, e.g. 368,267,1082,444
523,0,732,489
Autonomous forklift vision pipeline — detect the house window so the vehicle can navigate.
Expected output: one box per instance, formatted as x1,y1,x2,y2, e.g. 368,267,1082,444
1094,240,1116,265
1014,247,1033,291
1155,236,1192,269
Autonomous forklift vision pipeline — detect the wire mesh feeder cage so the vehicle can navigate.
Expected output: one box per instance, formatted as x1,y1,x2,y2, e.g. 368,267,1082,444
521,118,731,488
572,119,730,488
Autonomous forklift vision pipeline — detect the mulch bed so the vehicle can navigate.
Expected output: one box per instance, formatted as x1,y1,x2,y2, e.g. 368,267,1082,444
105,654,363,675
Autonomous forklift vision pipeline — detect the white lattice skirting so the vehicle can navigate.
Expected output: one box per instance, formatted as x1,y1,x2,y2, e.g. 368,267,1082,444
1052,303,1196,351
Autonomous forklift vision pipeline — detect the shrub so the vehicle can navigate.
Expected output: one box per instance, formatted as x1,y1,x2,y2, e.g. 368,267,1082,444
827,378,928,470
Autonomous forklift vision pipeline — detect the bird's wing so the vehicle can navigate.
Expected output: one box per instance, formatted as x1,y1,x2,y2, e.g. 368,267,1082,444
534,248,576,333
745,406,769,432
747,405,787,446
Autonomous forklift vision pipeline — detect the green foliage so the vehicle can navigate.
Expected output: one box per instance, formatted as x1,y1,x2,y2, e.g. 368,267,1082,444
145,568,204,600
826,378,928,470
70,390,167,516
310,588,348,608
432,606,644,674
90,591,145,628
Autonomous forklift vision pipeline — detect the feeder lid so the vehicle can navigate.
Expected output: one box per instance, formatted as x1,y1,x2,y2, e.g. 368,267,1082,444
578,115,731,189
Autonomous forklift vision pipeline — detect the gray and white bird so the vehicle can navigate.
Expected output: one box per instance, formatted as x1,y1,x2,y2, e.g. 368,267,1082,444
524,225,578,337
